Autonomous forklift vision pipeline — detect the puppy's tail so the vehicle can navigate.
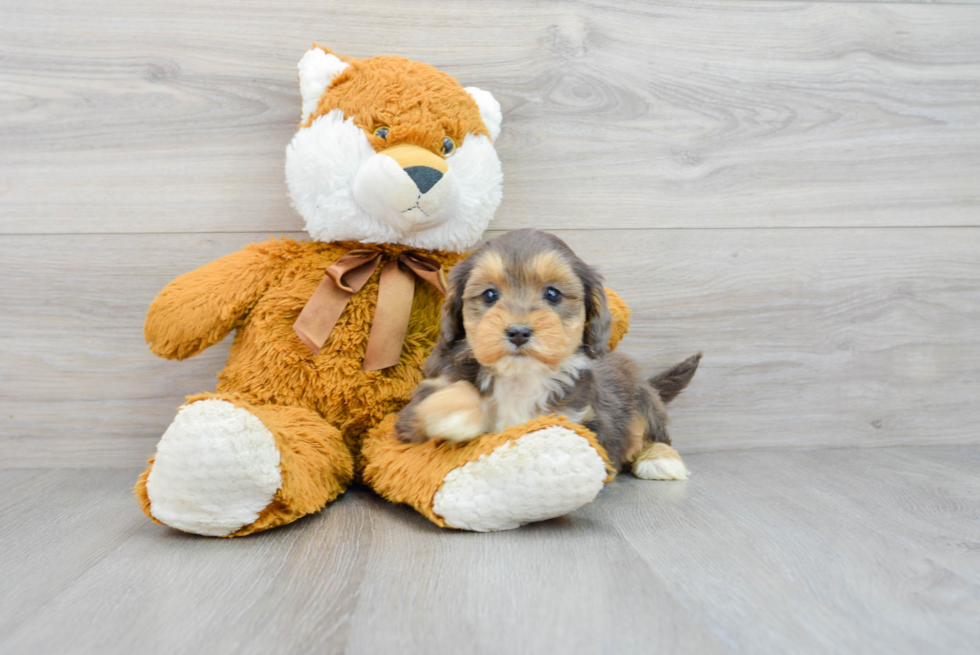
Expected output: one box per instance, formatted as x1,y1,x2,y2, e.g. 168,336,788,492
648,352,702,404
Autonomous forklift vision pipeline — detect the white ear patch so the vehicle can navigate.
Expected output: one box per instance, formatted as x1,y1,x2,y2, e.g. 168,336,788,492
298,49,350,123
465,86,502,141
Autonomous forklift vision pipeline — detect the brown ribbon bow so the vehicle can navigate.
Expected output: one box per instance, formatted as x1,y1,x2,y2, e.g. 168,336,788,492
293,249,447,371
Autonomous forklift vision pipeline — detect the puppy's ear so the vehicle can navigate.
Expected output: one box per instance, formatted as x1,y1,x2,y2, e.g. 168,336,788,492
578,261,612,359
426,257,475,374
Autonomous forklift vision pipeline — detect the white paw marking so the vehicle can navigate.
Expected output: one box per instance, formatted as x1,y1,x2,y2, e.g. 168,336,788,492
633,457,691,481
433,426,608,531
426,410,484,442
146,399,281,536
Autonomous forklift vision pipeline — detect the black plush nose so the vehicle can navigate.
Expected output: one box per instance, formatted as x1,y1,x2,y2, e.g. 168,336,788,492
404,166,443,194
506,325,533,346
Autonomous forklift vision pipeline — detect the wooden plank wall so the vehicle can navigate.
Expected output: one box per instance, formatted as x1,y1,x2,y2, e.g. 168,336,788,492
1,0,978,467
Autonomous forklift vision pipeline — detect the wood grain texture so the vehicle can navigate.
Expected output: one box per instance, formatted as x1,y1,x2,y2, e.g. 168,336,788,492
1,228,977,467
1,447,977,654
1,0,979,234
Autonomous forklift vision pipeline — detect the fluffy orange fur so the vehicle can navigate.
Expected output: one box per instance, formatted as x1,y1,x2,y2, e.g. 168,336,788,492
304,46,489,154
143,239,465,448
135,392,354,536
607,289,631,347
137,236,632,534
136,48,636,535
362,414,615,527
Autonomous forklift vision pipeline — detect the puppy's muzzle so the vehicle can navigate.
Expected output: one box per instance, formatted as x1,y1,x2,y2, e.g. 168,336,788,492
506,325,533,347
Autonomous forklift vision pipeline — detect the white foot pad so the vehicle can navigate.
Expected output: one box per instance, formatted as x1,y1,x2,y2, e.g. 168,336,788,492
146,399,282,536
633,457,691,481
432,426,608,532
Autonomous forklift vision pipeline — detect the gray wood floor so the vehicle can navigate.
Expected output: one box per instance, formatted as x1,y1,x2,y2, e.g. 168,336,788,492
1,447,978,655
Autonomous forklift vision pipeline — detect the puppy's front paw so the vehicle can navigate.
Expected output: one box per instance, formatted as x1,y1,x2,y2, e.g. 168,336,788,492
632,443,691,481
418,381,485,442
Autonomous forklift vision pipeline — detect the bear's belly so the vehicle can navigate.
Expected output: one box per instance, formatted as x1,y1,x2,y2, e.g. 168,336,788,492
214,279,441,440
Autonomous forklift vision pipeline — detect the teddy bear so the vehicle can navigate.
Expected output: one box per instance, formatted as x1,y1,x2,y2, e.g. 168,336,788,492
134,46,631,536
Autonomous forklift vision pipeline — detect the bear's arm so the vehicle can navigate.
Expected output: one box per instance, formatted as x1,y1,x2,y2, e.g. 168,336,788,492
144,241,287,360
605,287,631,351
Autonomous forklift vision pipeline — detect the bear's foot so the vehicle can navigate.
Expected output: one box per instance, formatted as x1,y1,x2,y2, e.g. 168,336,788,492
432,424,608,532
144,399,282,536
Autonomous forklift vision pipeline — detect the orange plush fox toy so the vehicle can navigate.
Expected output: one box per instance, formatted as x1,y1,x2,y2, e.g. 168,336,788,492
134,47,630,536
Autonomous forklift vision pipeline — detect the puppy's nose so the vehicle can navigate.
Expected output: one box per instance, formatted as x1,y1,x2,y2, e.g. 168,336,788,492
404,166,443,194
506,325,533,346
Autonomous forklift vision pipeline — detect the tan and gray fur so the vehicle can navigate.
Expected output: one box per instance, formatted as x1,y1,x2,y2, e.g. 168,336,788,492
396,229,700,480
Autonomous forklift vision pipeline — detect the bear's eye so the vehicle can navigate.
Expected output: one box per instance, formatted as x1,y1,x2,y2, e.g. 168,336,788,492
441,137,456,156
373,126,390,140
544,287,563,304
481,288,498,305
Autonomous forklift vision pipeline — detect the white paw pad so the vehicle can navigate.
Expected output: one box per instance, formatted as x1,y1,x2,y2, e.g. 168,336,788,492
432,426,608,532
633,457,691,481
146,399,281,536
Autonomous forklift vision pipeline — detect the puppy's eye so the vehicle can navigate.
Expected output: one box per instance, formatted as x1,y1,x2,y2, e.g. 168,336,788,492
544,287,563,304
441,137,456,156
481,289,499,305
373,126,390,140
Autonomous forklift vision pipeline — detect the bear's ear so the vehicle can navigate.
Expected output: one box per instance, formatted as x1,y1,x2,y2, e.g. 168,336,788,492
298,47,350,123
464,87,502,141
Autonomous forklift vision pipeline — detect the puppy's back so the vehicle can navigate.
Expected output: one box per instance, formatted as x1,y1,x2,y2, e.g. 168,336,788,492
586,351,700,469
585,352,646,466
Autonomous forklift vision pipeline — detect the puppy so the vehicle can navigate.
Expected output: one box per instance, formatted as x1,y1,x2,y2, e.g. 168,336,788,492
396,229,700,480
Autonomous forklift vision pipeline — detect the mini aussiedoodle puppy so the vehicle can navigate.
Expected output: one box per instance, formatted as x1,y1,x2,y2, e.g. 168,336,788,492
396,229,701,480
